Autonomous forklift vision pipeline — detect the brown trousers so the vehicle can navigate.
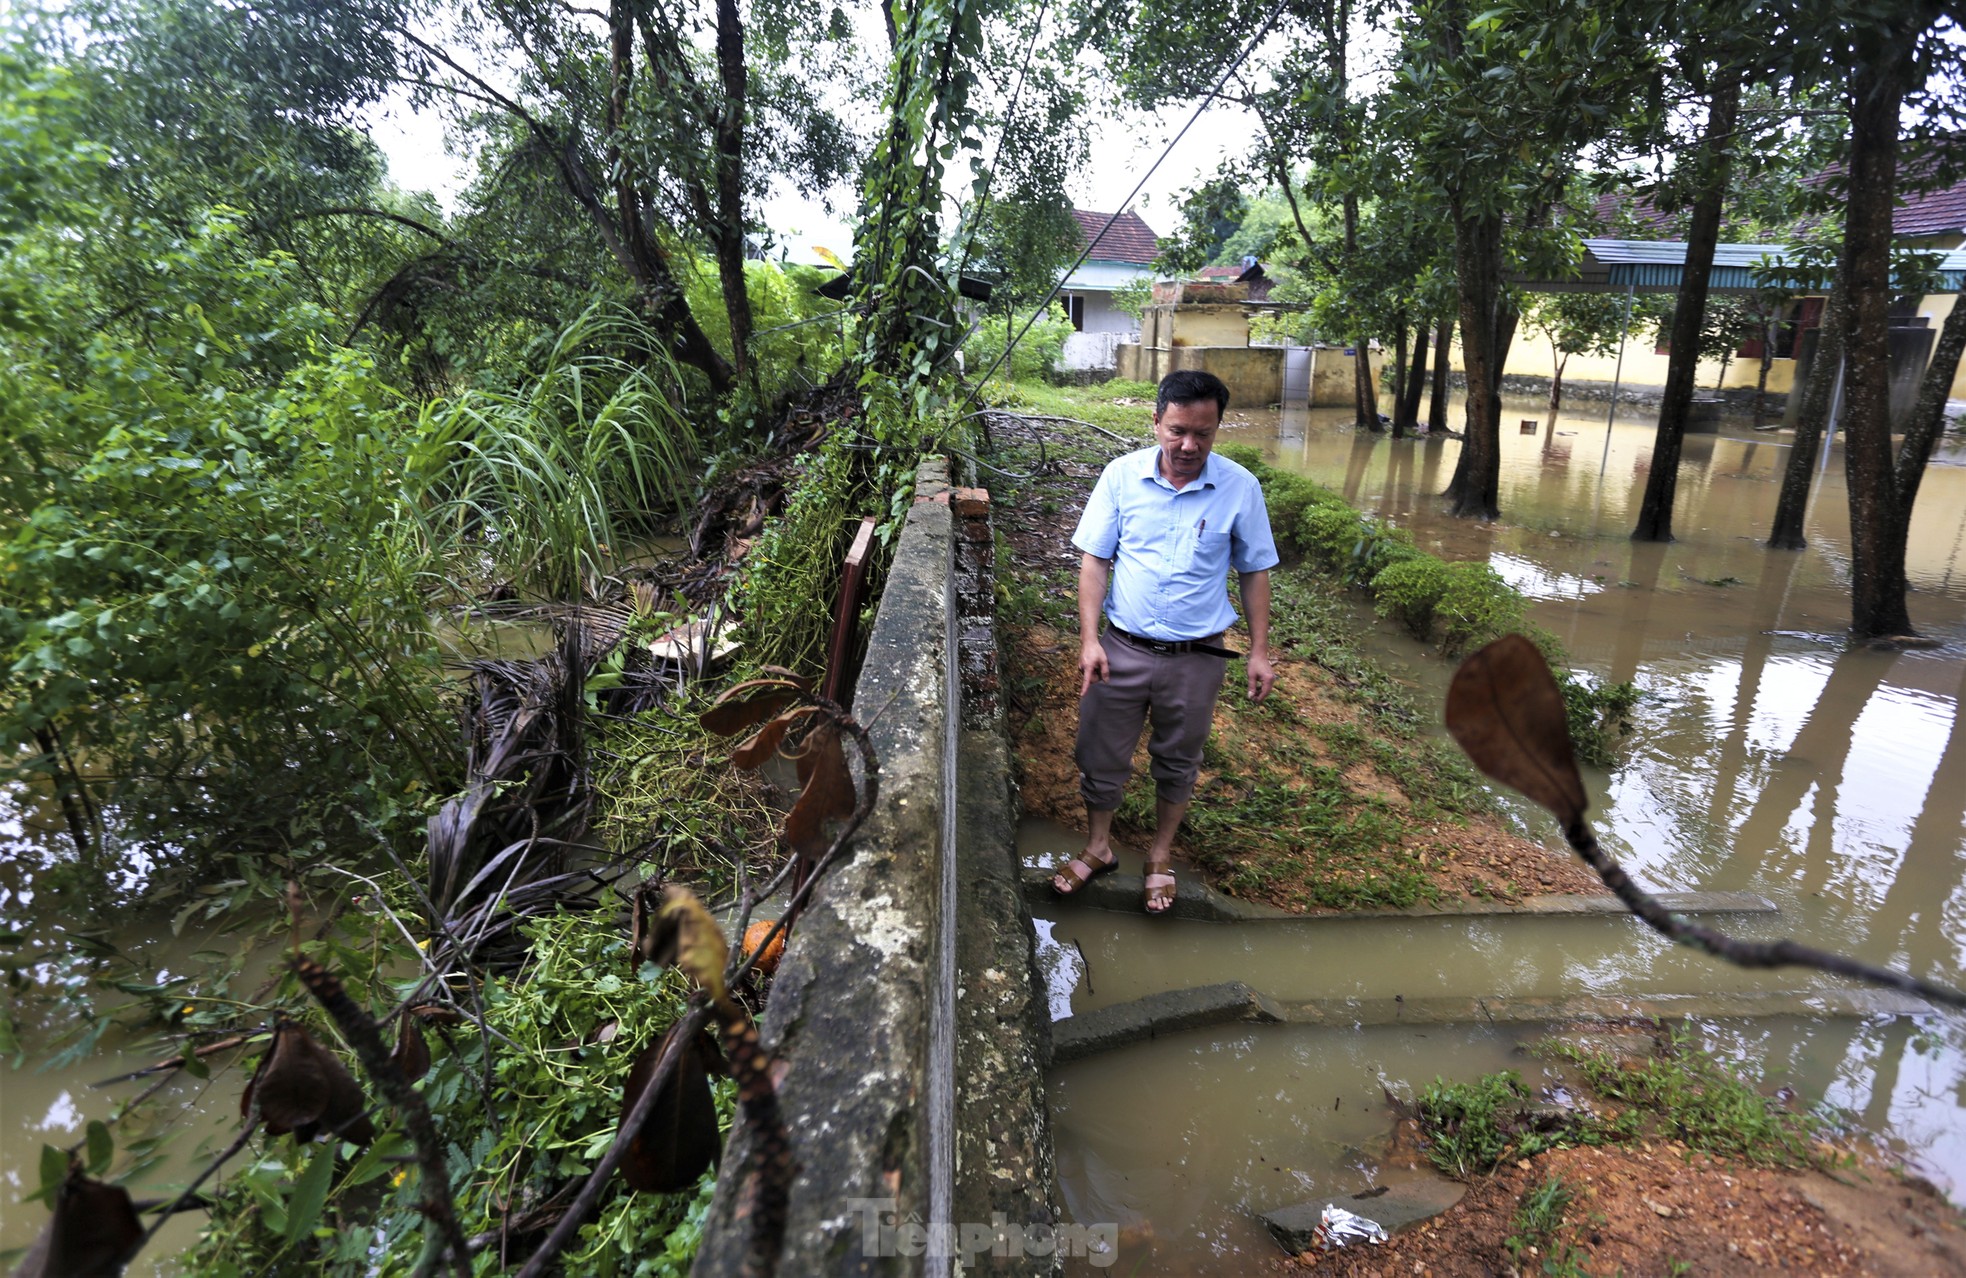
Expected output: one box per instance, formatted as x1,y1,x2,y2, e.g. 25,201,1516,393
1075,629,1228,810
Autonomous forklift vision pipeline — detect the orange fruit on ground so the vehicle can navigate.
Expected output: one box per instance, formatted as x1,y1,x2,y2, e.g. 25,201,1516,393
742,920,786,975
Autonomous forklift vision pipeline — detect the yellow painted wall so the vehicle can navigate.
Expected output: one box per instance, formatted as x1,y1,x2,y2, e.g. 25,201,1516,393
1308,346,1386,408
1139,303,1250,348
1917,291,1966,401
1498,328,1799,395
1114,343,1285,406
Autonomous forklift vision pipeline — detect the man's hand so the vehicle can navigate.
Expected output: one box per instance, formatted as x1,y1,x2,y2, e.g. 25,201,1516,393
1078,552,1113,698
1246,649,1276,703
1079,640,1110,697
1237,568,1275,703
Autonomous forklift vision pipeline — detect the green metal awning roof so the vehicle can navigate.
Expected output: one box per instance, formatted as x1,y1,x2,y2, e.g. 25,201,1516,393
1514,238,1966,294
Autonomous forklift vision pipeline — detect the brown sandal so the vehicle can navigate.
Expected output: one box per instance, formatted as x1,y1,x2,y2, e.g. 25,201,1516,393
1144,861,1177,915
1051,850,1118,897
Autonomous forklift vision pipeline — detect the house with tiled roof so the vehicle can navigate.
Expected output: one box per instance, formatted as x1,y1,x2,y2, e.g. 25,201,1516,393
1056,209,1162,371
1894,180,1966,243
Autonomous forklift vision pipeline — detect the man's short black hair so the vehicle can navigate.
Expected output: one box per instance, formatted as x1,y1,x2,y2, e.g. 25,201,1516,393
1156,369,1230,420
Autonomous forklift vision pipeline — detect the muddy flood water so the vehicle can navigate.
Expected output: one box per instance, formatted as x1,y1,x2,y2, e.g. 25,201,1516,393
1033,396,1966,1272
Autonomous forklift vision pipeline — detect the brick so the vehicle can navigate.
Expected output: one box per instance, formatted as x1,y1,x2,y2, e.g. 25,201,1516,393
952,487,991,518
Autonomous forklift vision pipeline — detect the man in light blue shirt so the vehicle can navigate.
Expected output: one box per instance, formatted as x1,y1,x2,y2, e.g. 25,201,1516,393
1050,370,1279,914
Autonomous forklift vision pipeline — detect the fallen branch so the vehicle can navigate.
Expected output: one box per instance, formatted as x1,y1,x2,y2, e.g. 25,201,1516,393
90,1034,258,1088
516,694,878,1278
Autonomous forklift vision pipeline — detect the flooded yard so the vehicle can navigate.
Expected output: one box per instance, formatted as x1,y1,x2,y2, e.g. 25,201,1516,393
1036,396,1966,1272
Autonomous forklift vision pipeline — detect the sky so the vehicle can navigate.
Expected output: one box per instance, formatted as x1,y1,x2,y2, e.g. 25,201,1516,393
362,88,1260,267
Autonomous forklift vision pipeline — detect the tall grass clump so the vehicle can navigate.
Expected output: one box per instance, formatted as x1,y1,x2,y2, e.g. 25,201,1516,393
421,306,700,598
734,434,859,675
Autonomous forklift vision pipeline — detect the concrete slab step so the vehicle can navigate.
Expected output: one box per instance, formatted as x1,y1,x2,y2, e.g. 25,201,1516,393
1025,867,1776,922
1262,1175,1469,1254
1049,985,1936,1063
1050,981,1282,1065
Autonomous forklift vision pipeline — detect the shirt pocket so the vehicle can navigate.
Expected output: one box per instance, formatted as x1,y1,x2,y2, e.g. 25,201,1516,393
1177,526,1232,578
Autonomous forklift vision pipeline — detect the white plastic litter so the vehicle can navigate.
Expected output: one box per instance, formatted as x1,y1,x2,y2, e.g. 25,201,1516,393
1313,1203,1390,1249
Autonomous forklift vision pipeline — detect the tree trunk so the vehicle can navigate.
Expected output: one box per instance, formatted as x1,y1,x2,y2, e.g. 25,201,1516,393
1448,289,1517,502
1633,66,1741,542
1396,321,1429,433
32,725,97,859
611,3,737,393
1342,190,1380,430
1544,351,1567,450
1389,320,1410,439
711,0,755,390
1840,41,1917,637
1891,285,1966,555
1443,201,1504,518
1752,320,1774,427
1492,298,1519,390
1356,340,1381,429
1769,273,1846,548
1427,317,1453,433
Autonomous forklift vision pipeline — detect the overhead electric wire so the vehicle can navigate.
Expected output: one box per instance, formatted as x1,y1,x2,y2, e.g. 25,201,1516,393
954,0,1291,413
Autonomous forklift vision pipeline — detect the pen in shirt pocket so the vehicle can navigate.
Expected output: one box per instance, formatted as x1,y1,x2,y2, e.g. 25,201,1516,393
1197,518,1206,535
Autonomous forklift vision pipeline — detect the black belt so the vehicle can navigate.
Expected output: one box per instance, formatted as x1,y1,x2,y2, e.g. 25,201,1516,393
1108,625,1241,660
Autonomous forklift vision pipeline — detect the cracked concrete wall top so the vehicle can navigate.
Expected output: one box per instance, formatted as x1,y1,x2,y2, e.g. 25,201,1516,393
694,461,953,1276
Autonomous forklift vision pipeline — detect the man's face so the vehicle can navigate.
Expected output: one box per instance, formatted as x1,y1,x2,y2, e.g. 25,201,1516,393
1153,398,1221,484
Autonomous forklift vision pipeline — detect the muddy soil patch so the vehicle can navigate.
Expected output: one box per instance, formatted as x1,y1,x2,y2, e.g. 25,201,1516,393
1288,1144,1964,1277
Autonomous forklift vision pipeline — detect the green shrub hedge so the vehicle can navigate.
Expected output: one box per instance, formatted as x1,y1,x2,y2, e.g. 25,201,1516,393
1220,444,1636,765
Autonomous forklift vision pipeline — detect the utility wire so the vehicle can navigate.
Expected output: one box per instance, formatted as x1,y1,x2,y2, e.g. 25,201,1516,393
955,0,1291,413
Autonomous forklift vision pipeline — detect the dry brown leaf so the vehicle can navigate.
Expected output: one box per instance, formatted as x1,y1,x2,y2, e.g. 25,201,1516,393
784,720,855,867
730,707,820,771
241,1020,376,1146
12,1164,145,1278
1444,634,1588,826
699,680,805,737
620,1020,721,1195
391,1016,431,1084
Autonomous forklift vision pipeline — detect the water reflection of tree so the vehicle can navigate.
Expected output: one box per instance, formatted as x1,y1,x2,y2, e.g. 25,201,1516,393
1719,649,1894,897
1341,428,1378,504
1609,542,1670,686
1868,661,1966,984
1705,552,1804,830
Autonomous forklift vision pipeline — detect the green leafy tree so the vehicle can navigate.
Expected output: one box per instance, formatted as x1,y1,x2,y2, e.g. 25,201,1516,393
1389,0,1656,518
0,205,454,874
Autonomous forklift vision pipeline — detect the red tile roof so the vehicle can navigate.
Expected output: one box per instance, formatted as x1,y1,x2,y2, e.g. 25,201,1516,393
1894,179,1966,236
1072,209,1161,264
1594,171,1966,241
1196,265,1242,278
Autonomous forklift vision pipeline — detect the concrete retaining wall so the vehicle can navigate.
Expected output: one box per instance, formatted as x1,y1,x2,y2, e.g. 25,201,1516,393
694,459,1056,1276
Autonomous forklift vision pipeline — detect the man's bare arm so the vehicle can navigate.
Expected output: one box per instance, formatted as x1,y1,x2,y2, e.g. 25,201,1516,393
1078,552,1112,696
1238,568,1275,702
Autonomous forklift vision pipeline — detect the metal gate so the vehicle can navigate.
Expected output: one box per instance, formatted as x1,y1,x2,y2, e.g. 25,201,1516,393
1280,345,1311,406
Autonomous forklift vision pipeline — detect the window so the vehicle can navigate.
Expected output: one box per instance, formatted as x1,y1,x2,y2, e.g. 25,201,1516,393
1065,295,1085,331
